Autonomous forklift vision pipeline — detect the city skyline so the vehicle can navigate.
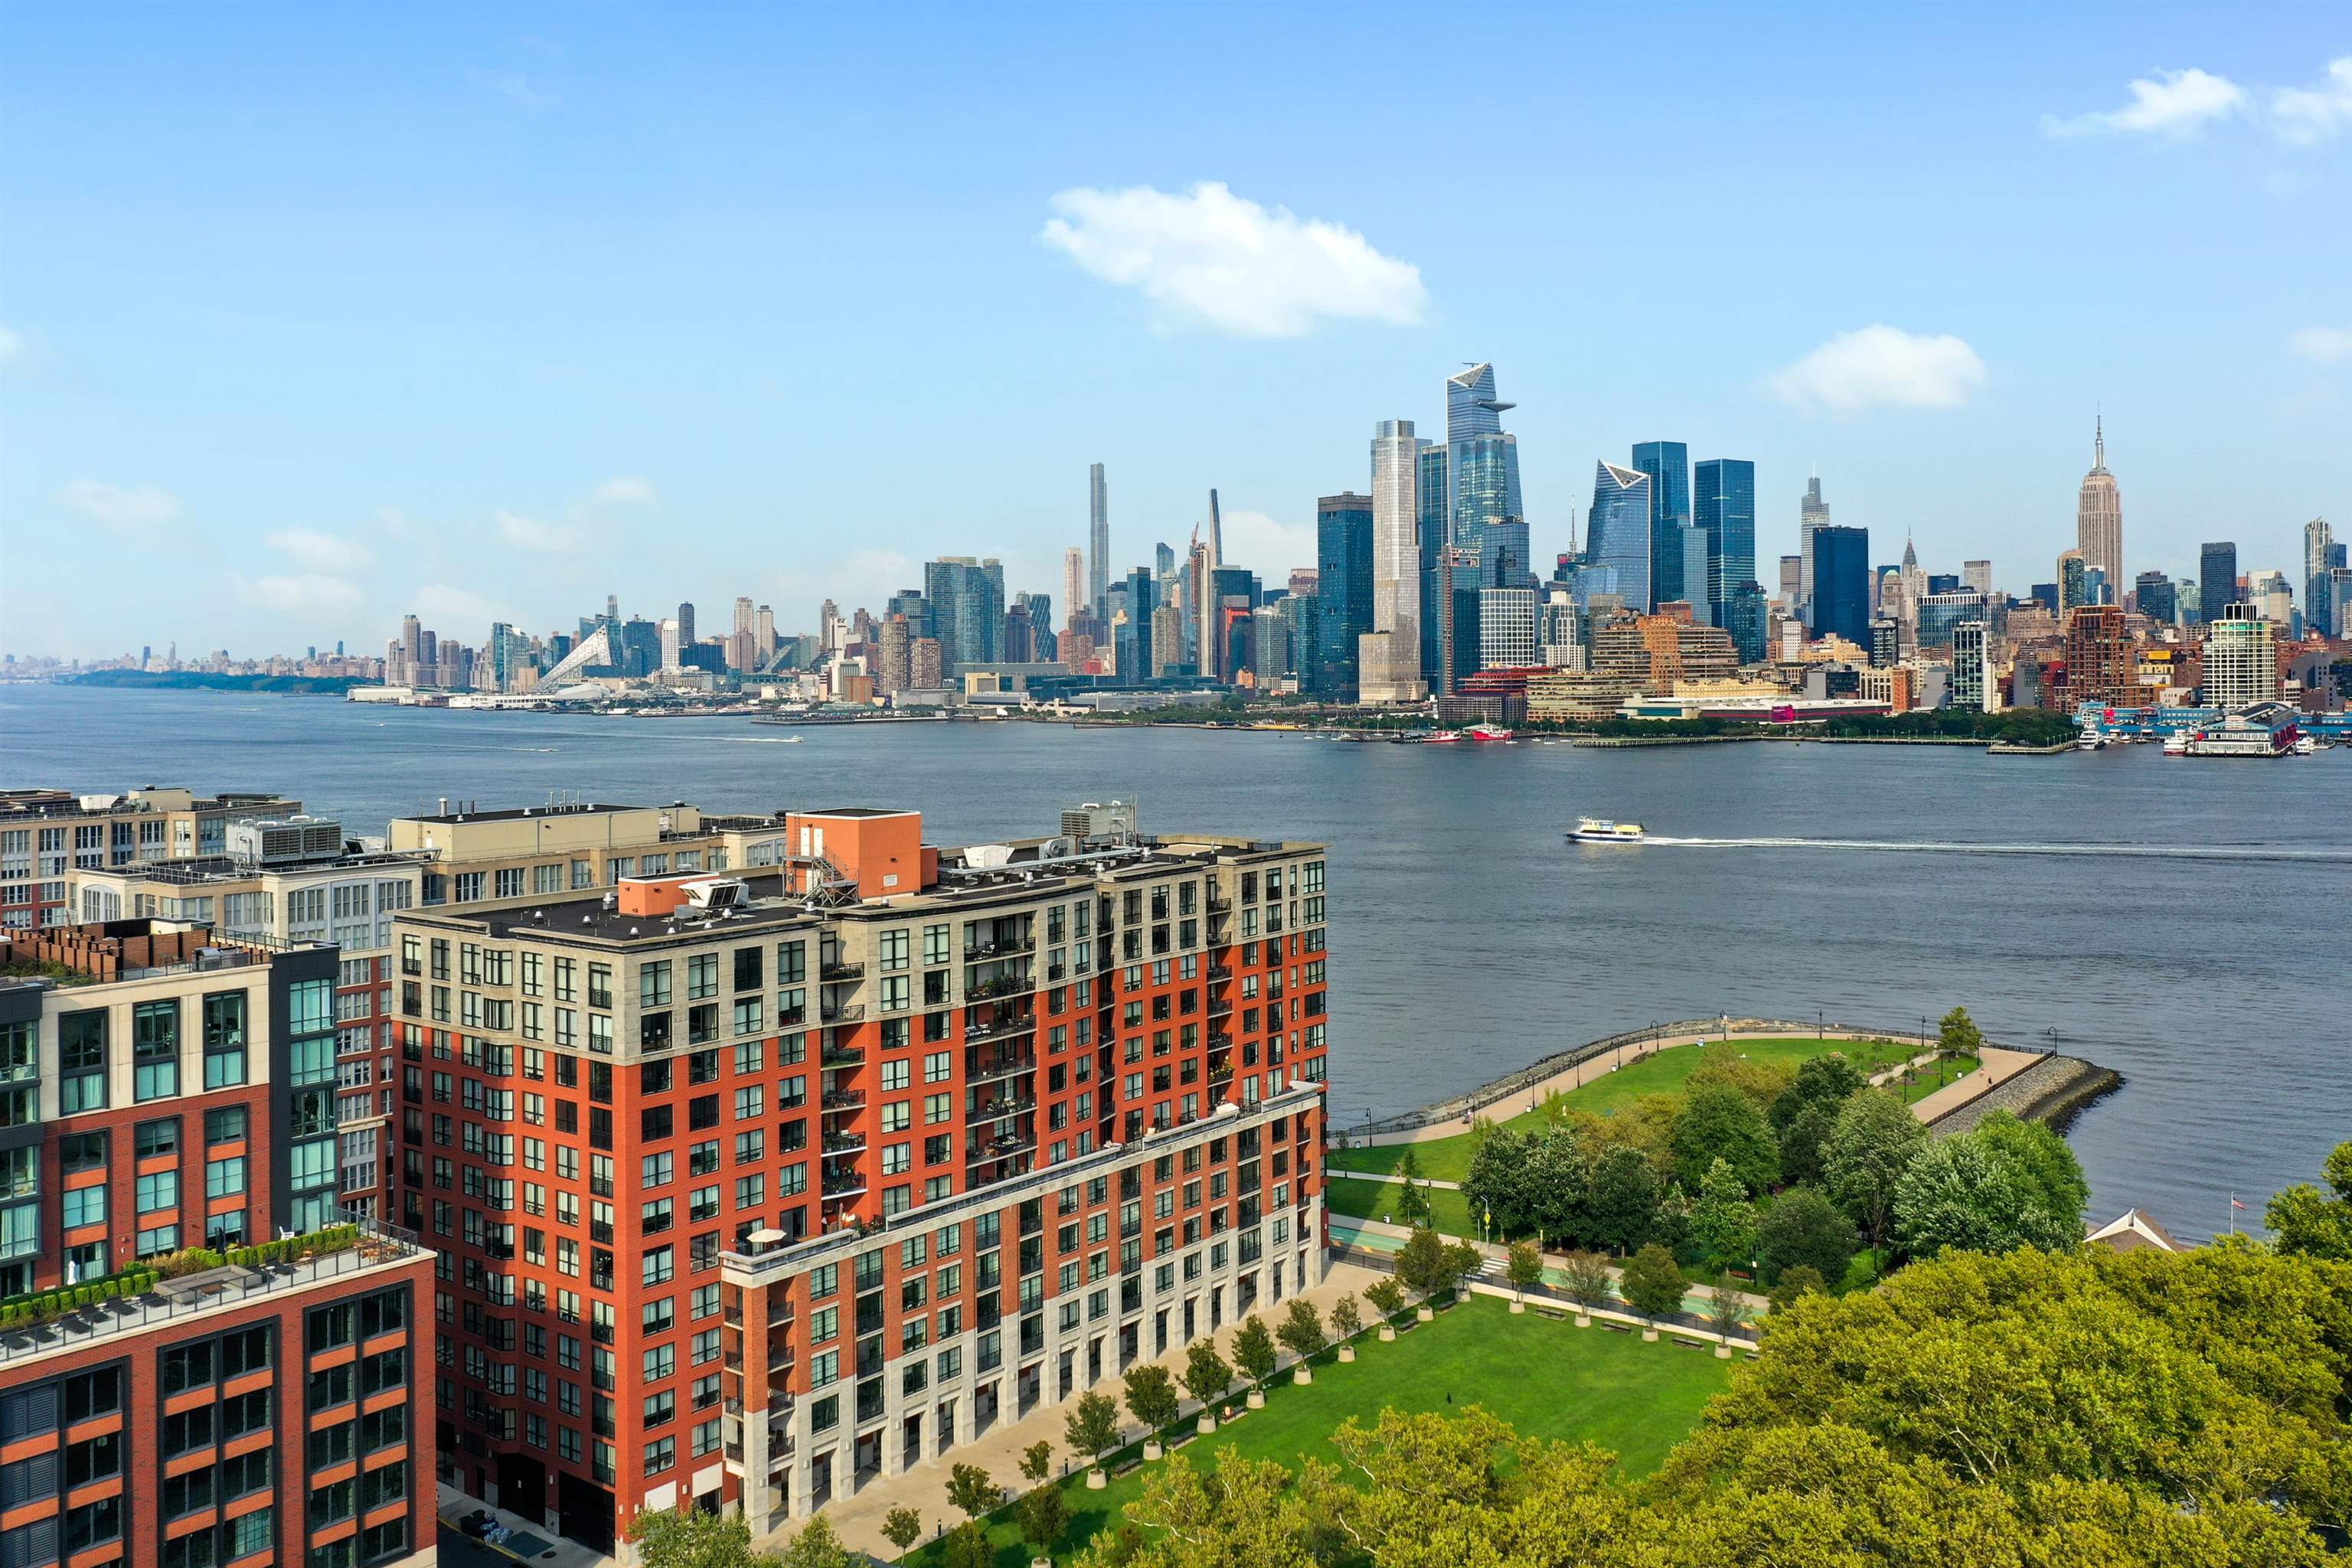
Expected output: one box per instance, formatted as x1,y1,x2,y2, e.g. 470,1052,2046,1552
5,7,2350,658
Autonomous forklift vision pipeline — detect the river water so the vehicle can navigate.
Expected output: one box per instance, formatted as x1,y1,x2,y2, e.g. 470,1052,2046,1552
6,685,2347,1237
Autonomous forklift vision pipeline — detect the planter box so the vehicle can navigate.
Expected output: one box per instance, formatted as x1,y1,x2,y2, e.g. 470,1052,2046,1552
1378,1325,1396,1341
1246,1390,1265,1409
1337,1345,1355,1362
1086,1468,1108,1490
1575,1315,1592,1328
1416,1306,1435,1322
1197,1414,1217,1434
1294,1366,1313,1384
1714,1344,1733,1358
1142,1441,1163,1461
1641,1327,1659,1341
1508,1300,1525,1314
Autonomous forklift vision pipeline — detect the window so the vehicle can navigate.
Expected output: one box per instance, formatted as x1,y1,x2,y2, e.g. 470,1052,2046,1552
59,1010,106,1112
63,1184,106,1228
133,999,180,1099
136,1169,180,1214
201,990,247,1087
206,1155,247,1199
205,1105,247,1145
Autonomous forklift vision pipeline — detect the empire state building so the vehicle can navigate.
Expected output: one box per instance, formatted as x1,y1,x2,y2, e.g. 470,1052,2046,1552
2076,416,2123,596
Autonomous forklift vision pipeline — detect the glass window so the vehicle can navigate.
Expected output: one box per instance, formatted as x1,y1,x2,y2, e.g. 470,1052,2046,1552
132,999,180,1100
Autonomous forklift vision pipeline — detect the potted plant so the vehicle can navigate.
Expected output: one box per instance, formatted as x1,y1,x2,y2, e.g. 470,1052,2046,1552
1396,1227,1447,1321
1504,1240,1544,1312
1276,1297,1326,1384
1122,1363,1178,1461
1706,1288,1749,1357
1620,1244,1687,1342
1559,1251,1612,1328
1364,1279,1406,1340
1181,1338,1232,1433
1064,1391,1119,1488
1231,1315,1276,1408
1330,1292,1362,1360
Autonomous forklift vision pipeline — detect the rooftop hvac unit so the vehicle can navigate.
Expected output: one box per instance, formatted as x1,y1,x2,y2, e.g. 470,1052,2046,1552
679,877,750,914
965,844,1015,871
224,815,345,867
1061,799,1139,845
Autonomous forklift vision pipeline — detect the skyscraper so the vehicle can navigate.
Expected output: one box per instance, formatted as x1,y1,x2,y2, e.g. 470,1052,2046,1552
1358,420,1429,703
1952,620,1990,710
2135,571,2177,627
2076,417,2122,590
1446,363,1526,586
1315,492,1375,699
2205,603,2280,707
1062,547,1086,639
1798,473,1831,626
1694,457,1756,628
676,600,696,648
1197,489,1223,679
1811,525,1872,647
2199,542,2238,627
1963,560,1993,597
2057,549,2089,614
2306,518,2337,637
924,556,1005,675
1631,441,1690,610
1586,461,1653,612
1088,462,1109,619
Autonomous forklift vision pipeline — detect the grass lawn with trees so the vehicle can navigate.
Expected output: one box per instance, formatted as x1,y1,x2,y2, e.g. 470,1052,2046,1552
901,1295,1729,1565
1329,1036,1929,1185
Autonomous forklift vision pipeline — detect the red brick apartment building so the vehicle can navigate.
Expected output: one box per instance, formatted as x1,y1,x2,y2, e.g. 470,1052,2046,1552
390,801,1330,1550
0,921,437,1568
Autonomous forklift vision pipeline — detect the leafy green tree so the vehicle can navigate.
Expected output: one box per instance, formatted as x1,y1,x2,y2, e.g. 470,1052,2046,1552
1019,1439,1054,1485
1443,1239,1483,1298
1065,1390,1121,1468
1688,1156,1757,1268
2265,1139,2352,1260
1937,1004,1984,1057
1504,1240,1543,1302
774,1516,853,1568
1766,1263,1825,1312
1975,1109,2089,1220
1821,1088,1928,1246
1362,1277,1406,1321
1122,1362,1180,1442
1671,1083,1780,1194
880,1507,923,1558
1181,1338,1232,1412
1276,1296,1326,1362
1460,1125,1533,1236
936,1523,992,1568
1230,1314,1278,1390
1394,1226,1449,1302
1557,1250,1612,1310
626,1506,767,1568
1769,1052,1864,1131
945,1462,1001,1523
1018,1476,1070,1562
1519,1128,1590,1246
1584,1144,1660,1255
1619,1243,1685,1323
1774,1096,1844,1187
1755,1185,1857,1285
1892,1110,2086,1261
1328,1290,1362,1340
1705,1285,1750,1341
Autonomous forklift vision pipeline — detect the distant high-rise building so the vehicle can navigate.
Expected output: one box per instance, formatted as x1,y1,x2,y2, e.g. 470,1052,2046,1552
2030,583,2060,614
2248,569,2294,626
401,612,423,679
2135,571,2177,627
1963,560,1993,598
1315,492,1375,699
1197,490,1224,679
1150,603,1186,677
1798,473,1831,626
2305,518,2337,636
1725,582,1769,665
2175,579,2200,625
1539,588,1585,669
1477,584,1538,670
1358,420,1429,703
1061,547,1086,640
1869,618,1902,668
1811,525,1872,647
1288,567,1319,598
2204,603,2278,707
1446,363,1526,586
1917,590,1987,651
2199,543,2237,627
1088,463,1109,619
1155,541,1177,591
1777,554,1802,609
1015,591,1055,662
1632,441,1690,610
2076,417,2123,590
923,557,1005,675
1586,462,1654,612
1952,621,1991,710
1416,439,1449,682
2057,549,2089,613
2065,604,2137,707
1693,457,1755,627
877,615,912,694
677,600,696,648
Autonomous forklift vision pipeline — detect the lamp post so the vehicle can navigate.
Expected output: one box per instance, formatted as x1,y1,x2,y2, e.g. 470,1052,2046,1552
1817,1008,1824,1040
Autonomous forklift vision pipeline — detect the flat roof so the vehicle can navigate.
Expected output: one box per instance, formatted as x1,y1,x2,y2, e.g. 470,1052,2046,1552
400,801,668,825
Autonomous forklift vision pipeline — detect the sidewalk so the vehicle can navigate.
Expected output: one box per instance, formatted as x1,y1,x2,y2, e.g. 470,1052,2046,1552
783,1257,1388,1561
437,1482,615,1568
1909,1043,2041,1122
1334,1216,1769,1315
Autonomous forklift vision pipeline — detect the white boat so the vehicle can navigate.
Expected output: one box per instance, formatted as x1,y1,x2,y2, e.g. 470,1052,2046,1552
1569,817,1645,844
2076,730,2108,750
2162,731,2190,756
2293,733,2318,756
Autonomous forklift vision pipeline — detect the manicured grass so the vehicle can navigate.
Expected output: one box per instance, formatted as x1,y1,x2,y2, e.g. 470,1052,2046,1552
1891,1053,1980,1105
1328,1037,1919,1184
901,1295,1730,1565
1326,1177,1487,1239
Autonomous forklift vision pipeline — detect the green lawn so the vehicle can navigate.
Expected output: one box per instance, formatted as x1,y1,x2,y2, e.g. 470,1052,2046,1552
1326,1177,1487,1238
902,1295,1730,1565
1329,1037,1929,1184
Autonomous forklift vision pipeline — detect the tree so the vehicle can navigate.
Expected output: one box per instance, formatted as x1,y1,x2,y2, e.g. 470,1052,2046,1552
1065,1390,1121,1469
1018,1477,1071,1563
1394,1226,1449,1302
1393,1143,1432,1227
1460,1125,1533,1237
1020,1439,1054,1485
1671,1083,1780,1195
1504,1240,1543,1302
1276,1296,1327,1362
1585,1144,1661,1256
775,1516,853,1568
1122,1363,1180,1443
1766,1263,1825,1312
1755,1185,1857,1285
1619,1243,1686,1323
1684,1041,1798,1107
1557,1250,1612,1311
946,1462,1002,1524
626,1507,767,1568
1328,1290,1362,1341
1687,1157,1758,1268
1821,1089,1928,1246
1230,1315,1278,1391
1937,1004,1984,1057
1774,1096,1844,1188
936,1523,992,1568
1362,1277,1406,1321
1442,1240,1484,1299
1892,1111,2086,1262
1705,1285,1750,1342
1769,1052,1865,1131
2266,1139,2352,1261
1181,1337,1233,1413
880,1507,923,1559
1519,1129,1589,1246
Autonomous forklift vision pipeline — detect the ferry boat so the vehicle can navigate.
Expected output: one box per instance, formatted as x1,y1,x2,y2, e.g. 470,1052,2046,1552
1569,817,1645,844
2076,729,2109,750
2162,730,2191,756
2174,705,2300,758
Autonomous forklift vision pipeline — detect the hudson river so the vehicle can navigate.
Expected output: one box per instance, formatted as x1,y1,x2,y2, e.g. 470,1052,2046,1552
8,685,2348,1236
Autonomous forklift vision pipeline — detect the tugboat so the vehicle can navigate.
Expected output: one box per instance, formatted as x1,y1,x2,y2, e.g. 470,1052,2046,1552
1466,723,1515,743
1568,817,1645,844
1424,730,1466,744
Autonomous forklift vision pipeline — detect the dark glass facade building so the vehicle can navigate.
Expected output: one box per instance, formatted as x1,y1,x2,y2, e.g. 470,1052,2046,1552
1631,441,1690,612
2199,542,2238,627
1586,462,1653,612
1693,458,1756,629
1313,494,1374,699
1811,525,1872,648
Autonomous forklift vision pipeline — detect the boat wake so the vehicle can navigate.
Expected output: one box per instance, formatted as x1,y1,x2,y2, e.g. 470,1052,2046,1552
1638,835,2352,864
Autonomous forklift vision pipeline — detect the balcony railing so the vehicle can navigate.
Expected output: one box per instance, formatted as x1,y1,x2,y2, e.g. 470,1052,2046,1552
965,1096,1034,1122
821,1090,866,1113
965,1054,1036,1087
963,934,1035,962
820,1044,865,1067
965,1135,1035,1165
820,959,864,982
963,1012,1037,1043
822,1177,867,1199
822,1133,867,1155
820,1002,864,1025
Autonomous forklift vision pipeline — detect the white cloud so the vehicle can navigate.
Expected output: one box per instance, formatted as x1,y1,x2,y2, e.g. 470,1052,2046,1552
2043,67,2246,139
496,510,581,551
58,479,180,531
2272,57,2352,145
2288,326,2352,364
0,324,21,364
237,574,365,613
266,527,375,573
1219,509,1317,577
413,583,517,629
587,476,657,508
1040,181,1427,338
1767,325,1988,415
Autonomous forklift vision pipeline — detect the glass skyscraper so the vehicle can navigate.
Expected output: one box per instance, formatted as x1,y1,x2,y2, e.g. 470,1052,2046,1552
1314,493,1374,698
923,556,1005,675
1811,525,1872,648
1417,441,1449,683
2199,542,2237,627
1694,457,1756,629
1445,364,1526,587
1587,462,1653,612
1631,440,1690,611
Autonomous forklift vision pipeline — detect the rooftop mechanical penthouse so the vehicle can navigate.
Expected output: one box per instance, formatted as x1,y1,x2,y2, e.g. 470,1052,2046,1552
390,799,1331,1553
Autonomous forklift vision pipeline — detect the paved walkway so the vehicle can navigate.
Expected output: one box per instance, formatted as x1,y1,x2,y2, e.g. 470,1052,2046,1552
1329,1168,1460,1190
774,1257,1390,1562
438,1482,616,1568
1334,1216,1769,1315
1909,1044,2042,1123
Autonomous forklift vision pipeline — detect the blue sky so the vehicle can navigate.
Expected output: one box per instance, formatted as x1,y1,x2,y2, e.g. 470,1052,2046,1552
3,3,2347,660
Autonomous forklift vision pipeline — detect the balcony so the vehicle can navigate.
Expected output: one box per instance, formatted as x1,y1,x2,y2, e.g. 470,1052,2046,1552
820,1002,864,1025
821,1176,867,1199
962,933,1034,962
964,971,1034,1002
964,1052,1036,1088
820,1044,865,1067
822,1132,867,1155
1207,960,1233,982
819,959,864,982
965,1134,1035,1165
1206,893,1232,914
821,1089,866,1113
965,1095,1034,1123
963,1011,1037,1044
1208,996,1233,1018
